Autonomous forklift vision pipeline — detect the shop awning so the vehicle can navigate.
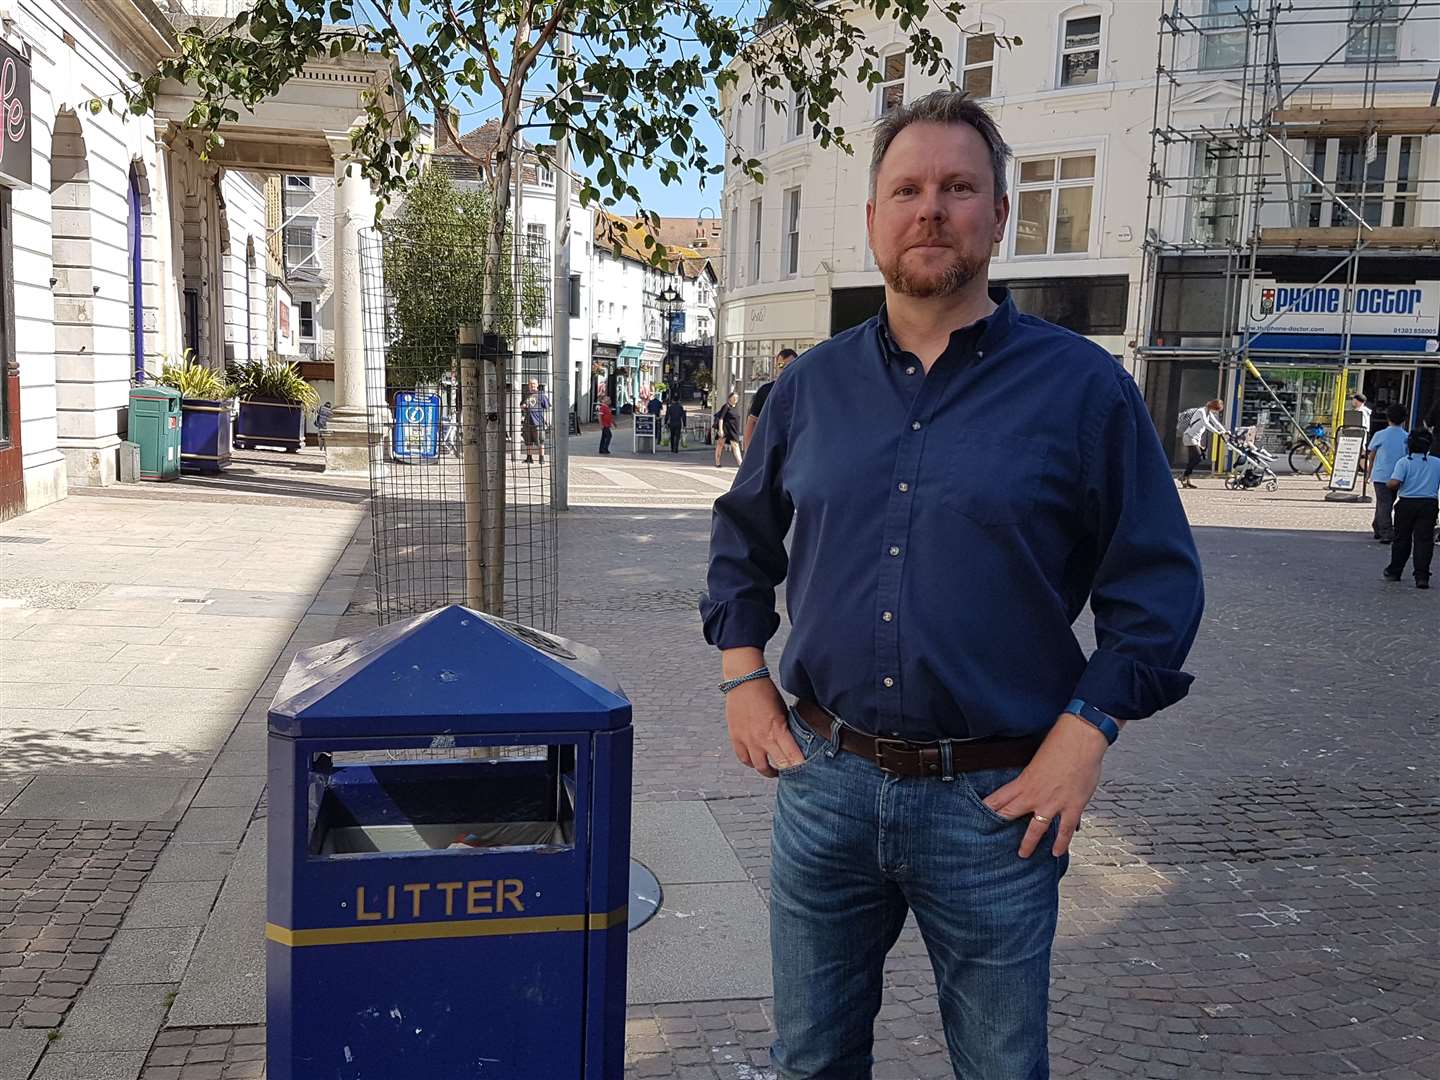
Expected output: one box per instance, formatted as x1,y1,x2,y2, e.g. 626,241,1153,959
618,345,644,361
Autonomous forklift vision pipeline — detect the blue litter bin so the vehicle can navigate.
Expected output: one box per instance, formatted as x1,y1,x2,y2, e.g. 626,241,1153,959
266,605,632,1079
392,391,440,462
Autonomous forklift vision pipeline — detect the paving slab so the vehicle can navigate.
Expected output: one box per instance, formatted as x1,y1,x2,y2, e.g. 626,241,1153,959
627,882,773,1005
171,804,253,844
122,879,223,930
1,774,202,821
0,1029,48,1080
52,984,174,1052
164,902,265,1028
632,801,749,885
0,775,30,812
214,820,266,906
92,927,203,986
148,842,239,883
29,1050,147,1080
189,774,266,809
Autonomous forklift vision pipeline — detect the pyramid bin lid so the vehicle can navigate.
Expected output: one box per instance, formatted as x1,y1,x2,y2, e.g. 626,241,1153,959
268,605,631,739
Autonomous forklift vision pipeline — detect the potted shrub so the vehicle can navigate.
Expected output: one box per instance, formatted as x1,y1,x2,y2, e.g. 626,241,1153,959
230,358,320,453
158,357,233,474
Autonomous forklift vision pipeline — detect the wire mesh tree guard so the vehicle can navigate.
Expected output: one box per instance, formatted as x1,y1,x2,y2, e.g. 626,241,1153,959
360,218,558,632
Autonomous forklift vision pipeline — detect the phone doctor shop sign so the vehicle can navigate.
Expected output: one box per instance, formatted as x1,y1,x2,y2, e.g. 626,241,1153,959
0,38,30,189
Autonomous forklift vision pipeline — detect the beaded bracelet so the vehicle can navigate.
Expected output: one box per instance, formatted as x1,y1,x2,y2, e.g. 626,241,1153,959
718,666,771,695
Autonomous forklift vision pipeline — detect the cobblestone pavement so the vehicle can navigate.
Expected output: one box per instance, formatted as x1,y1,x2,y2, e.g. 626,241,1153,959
554,461,1439,1079
0,821,170,1030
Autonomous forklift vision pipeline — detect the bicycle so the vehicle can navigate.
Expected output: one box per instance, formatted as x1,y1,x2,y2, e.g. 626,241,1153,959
1286,423,1333,480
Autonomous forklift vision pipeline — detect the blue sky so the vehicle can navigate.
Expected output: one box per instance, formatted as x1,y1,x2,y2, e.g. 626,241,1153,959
375,2,734,219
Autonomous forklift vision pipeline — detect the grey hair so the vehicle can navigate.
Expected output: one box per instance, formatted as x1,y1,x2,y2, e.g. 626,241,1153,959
869,89,1012,200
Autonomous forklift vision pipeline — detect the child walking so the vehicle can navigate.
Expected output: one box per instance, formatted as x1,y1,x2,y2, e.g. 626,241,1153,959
1383,428,1440,589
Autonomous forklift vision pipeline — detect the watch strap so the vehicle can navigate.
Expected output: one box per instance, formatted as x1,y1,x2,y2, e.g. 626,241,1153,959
1065,698,1120,745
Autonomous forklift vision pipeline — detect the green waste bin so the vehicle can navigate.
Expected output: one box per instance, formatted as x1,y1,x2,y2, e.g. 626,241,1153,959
128,385,182,481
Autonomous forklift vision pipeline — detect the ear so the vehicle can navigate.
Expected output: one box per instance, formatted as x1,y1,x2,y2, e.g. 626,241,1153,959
993,194,1010,245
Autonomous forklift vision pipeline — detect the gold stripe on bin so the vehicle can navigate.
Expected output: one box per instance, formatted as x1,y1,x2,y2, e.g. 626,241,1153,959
266,905,628,948
181,405,228,414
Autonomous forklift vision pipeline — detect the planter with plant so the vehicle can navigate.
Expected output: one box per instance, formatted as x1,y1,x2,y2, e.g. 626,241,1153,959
158,358,234,474
229,359,320,452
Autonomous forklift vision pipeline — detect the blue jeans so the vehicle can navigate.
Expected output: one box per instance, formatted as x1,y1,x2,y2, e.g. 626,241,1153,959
770,708,1067,1080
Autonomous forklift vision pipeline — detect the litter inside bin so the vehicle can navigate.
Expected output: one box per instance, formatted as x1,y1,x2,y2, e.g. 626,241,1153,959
308,756,576,857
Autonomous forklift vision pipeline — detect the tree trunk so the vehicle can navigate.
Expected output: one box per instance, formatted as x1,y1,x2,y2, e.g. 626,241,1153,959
464,70,528,617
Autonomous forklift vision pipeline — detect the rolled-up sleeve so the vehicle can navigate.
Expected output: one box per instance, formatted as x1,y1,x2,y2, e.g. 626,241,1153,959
700,378,795,650
1073,375,1204,720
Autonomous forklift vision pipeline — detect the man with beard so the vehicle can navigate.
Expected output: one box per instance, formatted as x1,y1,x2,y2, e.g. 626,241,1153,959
701,90,1203,1078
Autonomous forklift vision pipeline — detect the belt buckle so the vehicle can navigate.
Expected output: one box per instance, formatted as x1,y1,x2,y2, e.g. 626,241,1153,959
872,738,911,775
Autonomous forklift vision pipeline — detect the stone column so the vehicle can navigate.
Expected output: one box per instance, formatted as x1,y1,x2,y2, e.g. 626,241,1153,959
323,135,379,474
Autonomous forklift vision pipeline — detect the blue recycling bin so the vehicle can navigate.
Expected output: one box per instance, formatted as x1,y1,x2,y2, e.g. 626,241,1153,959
392,391,440,462
266,605,632,1079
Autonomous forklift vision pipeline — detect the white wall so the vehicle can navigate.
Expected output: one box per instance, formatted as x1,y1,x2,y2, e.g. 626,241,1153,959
221,171,269,362
6,0,173,499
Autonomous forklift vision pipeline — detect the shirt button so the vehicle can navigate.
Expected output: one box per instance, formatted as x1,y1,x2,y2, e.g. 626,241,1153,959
882,677,895,688
911,421,922,431
889,545,901,556
897,482,909,493
905,366,916,375
977,350,984,358
882,611,893,622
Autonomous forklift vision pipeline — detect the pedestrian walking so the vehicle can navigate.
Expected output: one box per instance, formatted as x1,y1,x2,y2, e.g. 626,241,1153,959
521,377,550,465
665,397,687,455
1176,399,1225,488
701,89,1203,1080
1368,404,1410,542
597,395,614,455
1352,393,1372,436
744,348,798,447
1382,427,1440,589
714,392,743,468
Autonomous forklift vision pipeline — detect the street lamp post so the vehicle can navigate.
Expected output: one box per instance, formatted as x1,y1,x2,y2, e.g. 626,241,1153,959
658,284,682,394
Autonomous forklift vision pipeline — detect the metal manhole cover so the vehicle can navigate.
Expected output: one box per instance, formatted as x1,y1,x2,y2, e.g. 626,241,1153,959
0,536,48,545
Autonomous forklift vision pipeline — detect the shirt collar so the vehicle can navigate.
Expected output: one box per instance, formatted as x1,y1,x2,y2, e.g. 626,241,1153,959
874,287,1017,366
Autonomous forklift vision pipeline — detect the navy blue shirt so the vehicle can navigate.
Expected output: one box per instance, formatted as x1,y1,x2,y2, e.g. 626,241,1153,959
700,289,1203,741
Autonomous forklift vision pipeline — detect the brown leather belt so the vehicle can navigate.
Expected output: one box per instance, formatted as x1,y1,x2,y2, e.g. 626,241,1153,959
796,701,1044,778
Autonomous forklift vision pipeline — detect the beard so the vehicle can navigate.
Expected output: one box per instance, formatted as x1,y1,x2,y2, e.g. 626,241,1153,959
875,242,987,299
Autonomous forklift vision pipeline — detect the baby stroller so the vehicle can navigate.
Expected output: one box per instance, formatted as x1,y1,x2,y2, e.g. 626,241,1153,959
1221,426,1279,492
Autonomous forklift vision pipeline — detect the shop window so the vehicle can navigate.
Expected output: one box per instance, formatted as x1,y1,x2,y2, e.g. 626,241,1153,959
1059,12,1102,86
1013,152,1096,256
962,32,996,97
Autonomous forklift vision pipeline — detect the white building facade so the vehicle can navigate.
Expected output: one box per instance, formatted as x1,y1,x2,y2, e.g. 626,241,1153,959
716,1,1161,403
0,0,275,519
589,212,717,415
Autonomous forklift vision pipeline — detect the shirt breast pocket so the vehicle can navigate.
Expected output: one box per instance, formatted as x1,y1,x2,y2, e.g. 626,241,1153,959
941,438,1050,527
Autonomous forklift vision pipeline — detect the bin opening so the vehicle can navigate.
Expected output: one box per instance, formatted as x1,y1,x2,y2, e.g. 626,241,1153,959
307,751,577,858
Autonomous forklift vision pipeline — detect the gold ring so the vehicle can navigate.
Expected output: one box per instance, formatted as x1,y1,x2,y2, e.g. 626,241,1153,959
1032,814,1052,824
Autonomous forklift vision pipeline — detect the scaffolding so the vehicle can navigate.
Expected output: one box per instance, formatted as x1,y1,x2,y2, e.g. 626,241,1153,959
1137,0,1440,473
